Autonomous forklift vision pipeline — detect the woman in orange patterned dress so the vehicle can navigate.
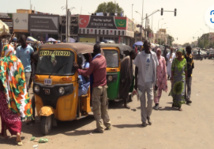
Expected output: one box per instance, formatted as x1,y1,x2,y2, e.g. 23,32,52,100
0,44,32,145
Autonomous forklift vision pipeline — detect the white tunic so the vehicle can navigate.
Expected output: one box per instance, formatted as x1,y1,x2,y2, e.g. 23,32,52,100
166,52,176,77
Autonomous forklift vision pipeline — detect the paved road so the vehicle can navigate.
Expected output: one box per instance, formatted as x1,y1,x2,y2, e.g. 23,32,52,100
1,59,214,149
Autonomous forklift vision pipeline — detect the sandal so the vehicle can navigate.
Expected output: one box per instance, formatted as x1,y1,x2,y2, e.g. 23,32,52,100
17,141,23,146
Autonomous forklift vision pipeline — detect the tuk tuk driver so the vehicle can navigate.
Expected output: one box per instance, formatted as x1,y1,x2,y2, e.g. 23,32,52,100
76,43,111,133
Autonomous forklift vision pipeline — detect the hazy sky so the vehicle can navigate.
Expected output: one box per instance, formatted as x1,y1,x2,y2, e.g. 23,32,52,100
1,0,214,44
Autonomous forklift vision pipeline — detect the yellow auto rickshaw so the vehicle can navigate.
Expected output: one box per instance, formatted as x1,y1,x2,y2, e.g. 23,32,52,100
33,43,93,135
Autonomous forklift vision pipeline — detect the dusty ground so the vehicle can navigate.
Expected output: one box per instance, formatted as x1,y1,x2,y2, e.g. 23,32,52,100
0,59,214,149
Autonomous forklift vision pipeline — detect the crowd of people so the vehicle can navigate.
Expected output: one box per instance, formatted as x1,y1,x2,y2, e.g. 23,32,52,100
0,33,195,145
132,41,194,126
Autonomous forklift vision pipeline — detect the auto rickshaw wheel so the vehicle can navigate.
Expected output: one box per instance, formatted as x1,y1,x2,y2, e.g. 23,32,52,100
41,116,52,135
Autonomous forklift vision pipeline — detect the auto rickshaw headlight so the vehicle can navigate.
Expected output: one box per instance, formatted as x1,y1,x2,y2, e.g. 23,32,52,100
34,85,40,93
108,75,113,82
59,87,65,95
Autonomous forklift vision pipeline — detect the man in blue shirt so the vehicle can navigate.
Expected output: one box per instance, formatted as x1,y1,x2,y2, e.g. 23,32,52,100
16,35,34,91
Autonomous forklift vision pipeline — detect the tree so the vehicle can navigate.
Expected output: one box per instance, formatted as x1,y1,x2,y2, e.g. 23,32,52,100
95,2,124,15
183,42,190,47
197,33,212,49
167,35,174,46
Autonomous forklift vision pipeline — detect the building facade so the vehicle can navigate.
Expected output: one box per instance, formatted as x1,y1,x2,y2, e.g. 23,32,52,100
1,9,135,45
78,15,135,45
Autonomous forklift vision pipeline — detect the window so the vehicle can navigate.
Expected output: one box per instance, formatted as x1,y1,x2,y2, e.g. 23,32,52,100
103,50,119,68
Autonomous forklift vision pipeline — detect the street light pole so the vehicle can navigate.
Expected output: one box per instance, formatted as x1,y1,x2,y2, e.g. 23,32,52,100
115,0,117,15
135,11,143,40
141,0,144,39
142,0,144,28
66,0,68,42
200,28,205,48
132,4,133,21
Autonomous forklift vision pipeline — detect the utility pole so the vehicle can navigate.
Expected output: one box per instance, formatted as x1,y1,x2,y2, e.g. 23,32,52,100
66,0,68,42
145,14,148,40
132,4,133,21
30,0,32,12
141,0,144,40
115,0,117,15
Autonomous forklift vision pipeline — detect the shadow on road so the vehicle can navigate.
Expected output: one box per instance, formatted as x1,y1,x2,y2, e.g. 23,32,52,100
21,115,95,137
158,106,179,111
108,99,125,109
0,136,25,146
113,123,142,128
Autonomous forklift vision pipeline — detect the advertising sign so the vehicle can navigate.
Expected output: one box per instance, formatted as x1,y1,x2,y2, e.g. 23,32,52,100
79,15,128,30
87,16,117,29
29,14,59,33
13,13,28,32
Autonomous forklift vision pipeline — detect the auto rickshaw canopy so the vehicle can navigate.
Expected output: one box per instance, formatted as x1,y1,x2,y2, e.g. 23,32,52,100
100,43,133,55
40,43,94,54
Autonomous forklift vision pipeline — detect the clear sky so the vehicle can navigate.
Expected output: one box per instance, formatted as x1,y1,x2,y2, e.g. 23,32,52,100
1,0,214,44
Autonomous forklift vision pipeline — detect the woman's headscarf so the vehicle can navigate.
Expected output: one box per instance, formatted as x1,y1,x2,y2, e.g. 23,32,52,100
176,48,185,55
0,44,32,118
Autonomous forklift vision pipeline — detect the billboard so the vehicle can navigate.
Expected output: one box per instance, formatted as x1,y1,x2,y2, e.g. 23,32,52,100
29,14,59,33
79,15,127,30
61,15,79,36
13,13,28,32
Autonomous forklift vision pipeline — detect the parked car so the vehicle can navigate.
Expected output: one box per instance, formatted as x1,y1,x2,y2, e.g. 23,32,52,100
208,50,214,59
192,50,203,60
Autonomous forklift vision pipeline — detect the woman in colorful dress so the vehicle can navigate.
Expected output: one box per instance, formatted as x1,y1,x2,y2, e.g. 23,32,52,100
154,48,168,110
0,44,32,145
170,48,187,111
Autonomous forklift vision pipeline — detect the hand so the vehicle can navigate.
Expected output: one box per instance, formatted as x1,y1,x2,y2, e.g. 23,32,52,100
73,62,79,69
132,89,138,95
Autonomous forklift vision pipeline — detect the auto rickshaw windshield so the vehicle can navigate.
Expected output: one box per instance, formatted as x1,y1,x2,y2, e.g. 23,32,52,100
36,50,75,75
103,50,119,68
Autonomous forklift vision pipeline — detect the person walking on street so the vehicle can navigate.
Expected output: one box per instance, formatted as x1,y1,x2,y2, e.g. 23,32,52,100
0,44,32,145
154,48,168,110
134,40,159,127
119,50,136,109
77,43,111,133
16,35,34,91
166,47,176,79
170,48,187,111
185,46,194,104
